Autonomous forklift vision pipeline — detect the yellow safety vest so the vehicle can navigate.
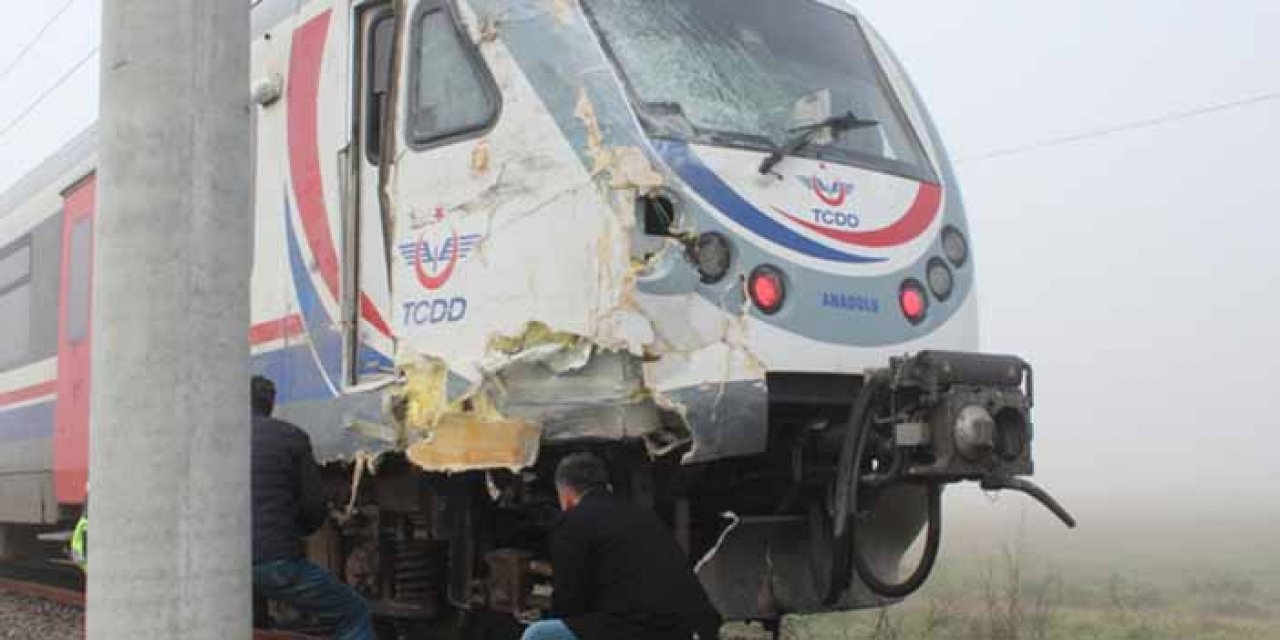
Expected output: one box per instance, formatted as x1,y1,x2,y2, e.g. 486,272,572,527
70,514,88,572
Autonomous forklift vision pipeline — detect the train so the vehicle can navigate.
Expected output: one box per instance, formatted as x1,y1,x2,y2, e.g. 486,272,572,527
0,0,1073,634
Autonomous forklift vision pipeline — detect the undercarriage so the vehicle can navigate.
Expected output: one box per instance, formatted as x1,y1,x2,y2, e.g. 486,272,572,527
286,351,1072,637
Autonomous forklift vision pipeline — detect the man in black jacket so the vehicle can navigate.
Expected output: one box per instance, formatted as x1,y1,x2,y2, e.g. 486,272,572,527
251,375,374,640
522,453,722,640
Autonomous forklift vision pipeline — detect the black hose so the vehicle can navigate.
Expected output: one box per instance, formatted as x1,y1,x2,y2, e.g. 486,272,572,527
850,482,943,599
826,373,942,602
824,375,886,603
832,376,887,540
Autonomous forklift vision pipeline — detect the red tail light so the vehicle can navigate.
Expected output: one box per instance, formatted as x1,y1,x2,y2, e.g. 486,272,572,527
749,266,786,315
900,280,928,324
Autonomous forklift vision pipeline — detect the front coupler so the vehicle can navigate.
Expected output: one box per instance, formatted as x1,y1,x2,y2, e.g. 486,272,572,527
827,351,1074,602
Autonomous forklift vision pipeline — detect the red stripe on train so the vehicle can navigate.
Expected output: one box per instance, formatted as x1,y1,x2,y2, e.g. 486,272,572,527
779,182,943,249
285,11,392,340
0,381,58,408
3,315,308,411
249,314,305,345
286,11,339,302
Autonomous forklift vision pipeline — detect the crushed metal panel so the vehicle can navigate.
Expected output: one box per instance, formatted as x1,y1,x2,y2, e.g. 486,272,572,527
662,381,767,463
393,324,662,471
644,340,769,461
392,350,547,472
491,349,661,441
405,414,540,472
382,0,781,466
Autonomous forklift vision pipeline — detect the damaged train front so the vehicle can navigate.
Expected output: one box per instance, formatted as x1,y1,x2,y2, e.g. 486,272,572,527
574,0,1079,619
310,0,1078,629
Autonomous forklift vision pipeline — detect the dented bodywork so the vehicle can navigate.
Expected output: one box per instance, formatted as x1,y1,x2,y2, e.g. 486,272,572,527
0,0,1054,625
375,0,775,470
235,0,1028,622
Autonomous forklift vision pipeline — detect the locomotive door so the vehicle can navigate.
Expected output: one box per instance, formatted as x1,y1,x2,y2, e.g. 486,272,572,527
53,174,94,505
345,2,397,385
386,0,502,351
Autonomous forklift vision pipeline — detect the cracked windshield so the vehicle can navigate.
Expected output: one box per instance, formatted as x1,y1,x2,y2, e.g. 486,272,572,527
584,0,933,179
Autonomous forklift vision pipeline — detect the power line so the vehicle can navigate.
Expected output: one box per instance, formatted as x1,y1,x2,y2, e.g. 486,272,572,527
0,0,80,84
957,92,1280,164
0,47,99,142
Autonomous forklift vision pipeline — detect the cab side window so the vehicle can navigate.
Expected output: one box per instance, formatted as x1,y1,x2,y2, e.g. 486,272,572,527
0,241,31,367
408,0,499,147
66,219,92,343
365,12,395,163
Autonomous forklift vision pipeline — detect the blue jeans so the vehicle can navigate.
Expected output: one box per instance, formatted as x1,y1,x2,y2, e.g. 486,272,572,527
253,558,375,640
522,619,579,640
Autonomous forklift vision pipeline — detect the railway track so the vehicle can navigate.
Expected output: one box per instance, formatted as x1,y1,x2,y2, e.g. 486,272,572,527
0,560,317,639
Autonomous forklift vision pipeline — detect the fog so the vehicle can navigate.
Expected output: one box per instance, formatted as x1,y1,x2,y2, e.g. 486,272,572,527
857,0,1280,514
3,1,1277,515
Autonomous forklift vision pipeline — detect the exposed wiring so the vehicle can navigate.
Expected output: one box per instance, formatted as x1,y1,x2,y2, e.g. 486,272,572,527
693,511,741,574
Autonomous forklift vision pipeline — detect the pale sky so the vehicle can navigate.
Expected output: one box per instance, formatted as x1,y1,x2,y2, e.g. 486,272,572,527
856,0,1280,509
1,1,1277,512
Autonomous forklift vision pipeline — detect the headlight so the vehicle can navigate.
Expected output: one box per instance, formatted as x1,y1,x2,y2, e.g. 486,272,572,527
942,226,968,267
690,232,733,284
926,258,954,301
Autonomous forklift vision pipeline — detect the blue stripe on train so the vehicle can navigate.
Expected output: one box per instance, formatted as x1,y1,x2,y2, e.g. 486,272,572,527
0,401,54,442
0,344,335,448
651,140,885,264
283,197,344,396
282,195,393,387
251,343,335,406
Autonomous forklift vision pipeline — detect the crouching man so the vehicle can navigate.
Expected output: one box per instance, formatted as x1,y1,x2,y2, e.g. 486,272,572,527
251,375,374,639
523,453,722,640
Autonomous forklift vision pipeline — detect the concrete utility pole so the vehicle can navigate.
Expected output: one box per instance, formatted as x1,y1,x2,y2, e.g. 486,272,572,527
88,0,252,637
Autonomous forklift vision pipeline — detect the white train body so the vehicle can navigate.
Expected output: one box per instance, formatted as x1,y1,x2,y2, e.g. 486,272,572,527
242,0,978,467
0,0,1054,626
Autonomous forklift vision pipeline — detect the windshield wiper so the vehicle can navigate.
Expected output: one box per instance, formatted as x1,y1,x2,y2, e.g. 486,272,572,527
758,111,880,176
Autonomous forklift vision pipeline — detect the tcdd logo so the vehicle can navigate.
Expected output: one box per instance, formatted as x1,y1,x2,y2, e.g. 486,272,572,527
398,231,483,291
809,208,860,229
797,170,854,208
797,169,859,229
402,297,468,326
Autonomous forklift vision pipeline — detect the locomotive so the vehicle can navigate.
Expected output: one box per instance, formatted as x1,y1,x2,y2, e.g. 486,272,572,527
0,0,1072,632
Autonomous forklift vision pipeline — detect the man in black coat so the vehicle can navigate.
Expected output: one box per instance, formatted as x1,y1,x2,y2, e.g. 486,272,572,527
522,453,722,640
250,375,374,640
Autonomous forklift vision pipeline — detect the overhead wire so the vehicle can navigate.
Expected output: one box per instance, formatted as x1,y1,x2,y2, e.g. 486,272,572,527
0,47,99,142
957,92,1280,164
0,0,80,84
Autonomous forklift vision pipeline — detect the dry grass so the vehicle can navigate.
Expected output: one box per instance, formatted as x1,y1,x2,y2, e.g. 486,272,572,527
776,505,1280,640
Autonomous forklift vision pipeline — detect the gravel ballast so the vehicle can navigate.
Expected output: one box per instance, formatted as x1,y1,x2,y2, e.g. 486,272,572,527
0,593,82,640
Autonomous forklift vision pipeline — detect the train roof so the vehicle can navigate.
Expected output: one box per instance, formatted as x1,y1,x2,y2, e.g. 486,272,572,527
0,126,96,220
1,0,303,219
